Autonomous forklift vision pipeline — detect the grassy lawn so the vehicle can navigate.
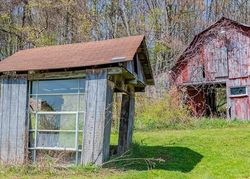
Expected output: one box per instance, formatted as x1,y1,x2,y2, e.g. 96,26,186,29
1,125,250,178
106,126,250,179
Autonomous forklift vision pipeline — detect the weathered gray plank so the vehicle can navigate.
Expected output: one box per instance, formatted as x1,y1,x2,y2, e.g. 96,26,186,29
102,81,114,162
127,90,135,147
82,71,99,164
16,78,28,163
117,94,130,154
0,78,3,161
82,69,114,165
8,78,19,163
1,78,11,162
93,70,108,164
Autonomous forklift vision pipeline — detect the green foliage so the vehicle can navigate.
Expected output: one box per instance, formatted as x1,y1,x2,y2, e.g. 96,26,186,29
134,91,250,130
135,93,191,130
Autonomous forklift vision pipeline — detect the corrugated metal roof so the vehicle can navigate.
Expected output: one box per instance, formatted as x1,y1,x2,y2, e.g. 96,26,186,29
0,35,145,72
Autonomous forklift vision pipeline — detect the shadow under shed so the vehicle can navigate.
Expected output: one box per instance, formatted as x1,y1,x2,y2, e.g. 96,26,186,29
106,145,203,173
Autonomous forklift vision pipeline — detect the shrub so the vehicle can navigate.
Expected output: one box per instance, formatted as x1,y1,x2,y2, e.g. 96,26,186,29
135,87,191,129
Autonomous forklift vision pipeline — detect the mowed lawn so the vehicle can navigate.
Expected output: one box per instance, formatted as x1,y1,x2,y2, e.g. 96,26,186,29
1,126,250,178
108,127,250,179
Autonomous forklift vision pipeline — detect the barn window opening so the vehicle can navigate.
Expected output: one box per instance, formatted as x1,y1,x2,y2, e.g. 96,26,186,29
230,86,247,96
28,78,85,165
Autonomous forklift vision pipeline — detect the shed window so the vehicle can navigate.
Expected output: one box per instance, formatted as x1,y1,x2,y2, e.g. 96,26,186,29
230,86,247,96
29,78,85,164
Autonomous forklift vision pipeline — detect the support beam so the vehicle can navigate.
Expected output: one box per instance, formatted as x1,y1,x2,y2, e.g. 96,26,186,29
117,87,135,154
81,69,114,165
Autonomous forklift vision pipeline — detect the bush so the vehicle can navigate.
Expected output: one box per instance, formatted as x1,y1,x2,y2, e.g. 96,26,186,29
135,87,191,130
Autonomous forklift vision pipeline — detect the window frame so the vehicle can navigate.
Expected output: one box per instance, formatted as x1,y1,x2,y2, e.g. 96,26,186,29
28,78,85,165
229,86,248,97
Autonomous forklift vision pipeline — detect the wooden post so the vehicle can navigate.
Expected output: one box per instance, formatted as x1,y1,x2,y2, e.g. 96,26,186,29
0,76,28,164
81,69,114,165
127,89,135,146
118,87,135,154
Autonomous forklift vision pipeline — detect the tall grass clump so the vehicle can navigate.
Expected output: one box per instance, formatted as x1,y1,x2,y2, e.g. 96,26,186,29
135,87,191,129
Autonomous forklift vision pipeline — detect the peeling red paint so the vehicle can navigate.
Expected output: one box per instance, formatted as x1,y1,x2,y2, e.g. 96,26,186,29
171,18,250,120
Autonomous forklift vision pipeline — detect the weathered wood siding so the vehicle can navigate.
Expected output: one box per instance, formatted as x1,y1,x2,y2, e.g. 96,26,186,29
205,38,228,79
0,76,28,164
81,69,114,165
227,78,249,120
175,27,250,85
117,87,135,154
229,34,249,78
173,21,250,120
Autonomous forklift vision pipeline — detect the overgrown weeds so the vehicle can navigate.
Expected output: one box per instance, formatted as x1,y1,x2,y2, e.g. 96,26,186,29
135,89,250,130
0,161,100,178
135,89,191,130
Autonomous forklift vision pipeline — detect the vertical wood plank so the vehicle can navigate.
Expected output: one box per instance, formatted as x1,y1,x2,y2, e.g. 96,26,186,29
102,81,114,161
93,70,107,164
8,78,19,163
0,78,3,160
0,78,11,162
127,90,135,147
82,69,114,165
16,78,28,163
117,94,130,154
82,72,98,164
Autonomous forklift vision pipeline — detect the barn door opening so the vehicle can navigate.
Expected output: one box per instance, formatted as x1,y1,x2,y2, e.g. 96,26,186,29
204,85,227,117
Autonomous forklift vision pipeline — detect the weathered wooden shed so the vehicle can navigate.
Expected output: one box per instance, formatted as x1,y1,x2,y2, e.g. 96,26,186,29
0,35,154,165
171,17,250,120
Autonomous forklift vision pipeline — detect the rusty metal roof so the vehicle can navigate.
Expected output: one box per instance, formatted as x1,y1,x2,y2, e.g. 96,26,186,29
0,35,145,72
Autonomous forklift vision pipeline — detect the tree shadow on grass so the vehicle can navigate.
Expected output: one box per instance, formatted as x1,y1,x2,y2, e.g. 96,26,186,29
105,144,203,173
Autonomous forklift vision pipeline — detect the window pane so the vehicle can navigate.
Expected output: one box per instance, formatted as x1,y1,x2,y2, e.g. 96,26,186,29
29,96,37,112
77,133,83,150
37,114,76,130
79,94,85,112
78,113,84,131
37,79,79,94
230,87,247,96
79,79,85,93
31,81,38,94
29,113,36,129
37,95,78,111
37,131,75,148
29,132,35,148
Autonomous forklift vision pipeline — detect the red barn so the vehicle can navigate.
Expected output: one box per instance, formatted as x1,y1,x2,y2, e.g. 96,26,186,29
171,17,250,120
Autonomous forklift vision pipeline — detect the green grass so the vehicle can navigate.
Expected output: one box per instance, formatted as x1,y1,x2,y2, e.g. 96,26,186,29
135,117,250,130
1,124,250,178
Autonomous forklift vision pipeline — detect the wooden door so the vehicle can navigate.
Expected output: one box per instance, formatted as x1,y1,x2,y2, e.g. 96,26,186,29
229,97,248,120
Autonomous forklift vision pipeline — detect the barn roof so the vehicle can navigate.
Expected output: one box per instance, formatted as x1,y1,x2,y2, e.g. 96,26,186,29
0,35,154,84
171,17,250,73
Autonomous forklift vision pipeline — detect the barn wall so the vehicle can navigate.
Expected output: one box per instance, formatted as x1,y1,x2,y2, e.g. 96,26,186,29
226,78,250,120
175,27,250,85
173,23,250,120
0,76,28,164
